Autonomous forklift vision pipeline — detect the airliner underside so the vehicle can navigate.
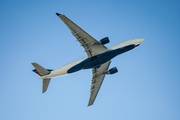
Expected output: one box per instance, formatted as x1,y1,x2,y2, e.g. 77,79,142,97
32,13,144,106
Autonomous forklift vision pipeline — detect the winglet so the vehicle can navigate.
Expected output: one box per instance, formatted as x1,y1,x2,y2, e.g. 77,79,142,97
56,13,61,16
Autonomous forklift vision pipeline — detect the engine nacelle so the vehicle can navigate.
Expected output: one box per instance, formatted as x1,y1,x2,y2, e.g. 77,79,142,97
100,37,110,45
106,67,118,75
95,37,110,45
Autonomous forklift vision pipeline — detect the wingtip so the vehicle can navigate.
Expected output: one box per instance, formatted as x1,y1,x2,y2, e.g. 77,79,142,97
56,13,61,16
42,89,47,93
87,103,92,107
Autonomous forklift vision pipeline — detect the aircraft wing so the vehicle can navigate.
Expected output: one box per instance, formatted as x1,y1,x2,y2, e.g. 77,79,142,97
88,61,111,106
56,13,108,57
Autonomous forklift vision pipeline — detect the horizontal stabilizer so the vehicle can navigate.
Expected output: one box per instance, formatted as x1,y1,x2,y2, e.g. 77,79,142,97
31,63,52,76
33,69,53,76
43,78,51,93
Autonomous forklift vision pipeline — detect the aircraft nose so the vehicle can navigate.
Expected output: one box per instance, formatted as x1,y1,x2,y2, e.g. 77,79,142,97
139,39,145,44
134,39,145,47
135,39,144,44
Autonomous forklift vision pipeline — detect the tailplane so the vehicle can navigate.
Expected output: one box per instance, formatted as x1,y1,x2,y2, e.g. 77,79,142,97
42,78,51,93
32,63,52,76
31,63,53,93
32,69,53,76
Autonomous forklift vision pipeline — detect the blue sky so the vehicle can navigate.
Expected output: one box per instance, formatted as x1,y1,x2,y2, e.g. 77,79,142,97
0,0,180,120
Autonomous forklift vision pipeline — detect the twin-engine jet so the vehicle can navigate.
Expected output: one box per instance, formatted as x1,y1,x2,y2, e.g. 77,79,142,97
32,13,144,106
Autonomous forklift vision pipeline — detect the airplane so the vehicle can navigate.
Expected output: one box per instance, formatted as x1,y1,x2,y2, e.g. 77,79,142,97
32,13,144,106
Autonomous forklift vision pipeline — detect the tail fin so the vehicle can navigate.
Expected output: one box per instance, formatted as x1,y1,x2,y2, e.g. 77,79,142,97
31,63,53,93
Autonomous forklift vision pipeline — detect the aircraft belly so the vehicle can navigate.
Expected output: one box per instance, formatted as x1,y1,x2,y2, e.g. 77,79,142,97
81,50,118,69
46,57,87,78
83,51,117,69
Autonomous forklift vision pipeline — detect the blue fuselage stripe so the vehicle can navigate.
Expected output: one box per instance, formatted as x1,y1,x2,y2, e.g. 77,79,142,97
67,44,135,74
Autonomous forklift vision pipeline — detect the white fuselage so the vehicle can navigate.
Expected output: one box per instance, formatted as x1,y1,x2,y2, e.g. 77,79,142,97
39,39,144,79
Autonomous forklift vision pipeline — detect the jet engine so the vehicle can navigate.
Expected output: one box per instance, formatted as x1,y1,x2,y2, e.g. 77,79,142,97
106,67,118,75
95,37,110,45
